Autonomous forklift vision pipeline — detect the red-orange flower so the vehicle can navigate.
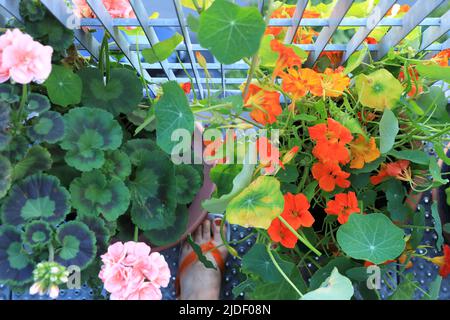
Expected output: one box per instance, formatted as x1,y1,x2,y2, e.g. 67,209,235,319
386,4,410,16
282,193,314,229
370,160,411,185
399,65,423,97
265,6,296,37
431,49,450,67
270,39,303,76
267,217,298,249
180,82,191,94
312,162,351,192
319,67,350,97
325,192,360,224
281,68,322,99
430,245,450,278
243,84,282,126
309,118,353,165
364,37,378,44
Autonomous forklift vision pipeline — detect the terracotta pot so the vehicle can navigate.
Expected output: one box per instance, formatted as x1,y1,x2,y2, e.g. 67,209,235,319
432,143,450,244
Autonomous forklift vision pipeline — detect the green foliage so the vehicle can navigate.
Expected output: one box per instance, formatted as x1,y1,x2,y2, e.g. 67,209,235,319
27,111,64,144
0,102,11,151
102,150,132,180
198,0,266,64
379,109,399,154
22,220,52,248
0,155,12,199
142,33,184,63
60,107,123,171
175,164,202,205
12,145,52,181
302,268,354,300
209,164,243,197
25,93,50,114
44,65,82,107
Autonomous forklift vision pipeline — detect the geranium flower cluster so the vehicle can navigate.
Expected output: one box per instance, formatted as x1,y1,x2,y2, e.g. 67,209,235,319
73,0,136,19
0,29,53,84
99,241,171,300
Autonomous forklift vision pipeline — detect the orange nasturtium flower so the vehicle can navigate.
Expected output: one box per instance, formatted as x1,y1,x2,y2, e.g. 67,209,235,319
370,160,411,185
180,82,191,94
308,118,353,165
281,68,322,99
430,245,450,278
319,67,351,98
265,5,296,37
270,39,303,76
311,161,351,192
325,191,360,224
349,134,380,169
267,217,298,248
431,49,450,67
243,83,282,126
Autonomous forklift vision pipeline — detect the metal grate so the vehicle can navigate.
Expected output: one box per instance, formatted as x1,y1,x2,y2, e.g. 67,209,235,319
0,0,448,98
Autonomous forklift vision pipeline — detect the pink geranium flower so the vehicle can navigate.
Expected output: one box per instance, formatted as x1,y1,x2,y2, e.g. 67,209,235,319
99,241,171,300
0,29,53,84
73,0,136,19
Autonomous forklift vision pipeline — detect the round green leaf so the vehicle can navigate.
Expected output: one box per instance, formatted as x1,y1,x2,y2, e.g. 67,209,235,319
44,65,82,107
22,220,52,248
337,213,406,264
77,215,110,252
12,145,52,181
25,93,51,114
27,111,65,143
226,176,284,229
102,150,132,180
198,0,266,64
0,155,11,199
0,84,20,104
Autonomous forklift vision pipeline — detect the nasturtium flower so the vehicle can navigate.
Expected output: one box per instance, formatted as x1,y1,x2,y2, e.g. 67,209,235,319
60,107,123,172
29,261,69,299
70,170,130,222
55,221,97,270
23,220,52,248
0,101,11,150
370,160,411,185
430,244,450,278
431,49,450,67
354,69,403,111
270,39,303,76
320,67,350,97
309,118,353,165
312,161,351,192
281,192,314,229
267,217,298,249
180,82,191,94
0,225,35,285
27,111,64,143
1,174,70,227
349,134,380,169
175,164,202,205
325,192,360,224
102,150,132,180
243,84,282,126
0,155,11,199
281,68,322,100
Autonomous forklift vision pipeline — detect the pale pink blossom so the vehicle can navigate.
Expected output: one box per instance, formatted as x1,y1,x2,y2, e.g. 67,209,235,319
73,0,136,19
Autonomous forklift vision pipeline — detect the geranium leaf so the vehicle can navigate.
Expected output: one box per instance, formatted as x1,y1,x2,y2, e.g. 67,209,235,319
0,84,20,104
0,226,34,286
25,93,51,114
12,145,52,181
27,111,65,144
2,135,29,162
77,216,110,253
1,173,71,227
102,150,132,180
79,68,143,116
142,33,183,63
175,164,202,205
56,221,97,270
22,220,52,248
301,268,354,300
154,81,194,154
44,65,82,107
0,155,11,199
70,170,130,222
379,109,399,154
226,176,284,229
0,102,11,151
337,213,406,264
60,107,123,172
198,0,266,64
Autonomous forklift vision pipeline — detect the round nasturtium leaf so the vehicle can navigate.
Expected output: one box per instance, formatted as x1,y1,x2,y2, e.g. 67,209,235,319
337,213,406,264
0,101,11,151
78,68,143,116
44,64,82,107
198,0,266,64
22,220,52,248
70,170,130,222
354,69,403,111
175,164,202,205
301,268,354,300
60,107,123,172
55,221,97,270
226,176,285,229
25,93,51,115
0,225,34,286
0,155,11,199
77,215,110,252
143,205,189,247
102,150,132,180
27,111,64,144
1,174,71,227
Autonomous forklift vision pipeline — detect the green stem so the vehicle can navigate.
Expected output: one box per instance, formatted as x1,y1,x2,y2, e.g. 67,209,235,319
134,226,139,242
16,84,28,128
266,243,303,298
278,215,321,256
48,243,54,262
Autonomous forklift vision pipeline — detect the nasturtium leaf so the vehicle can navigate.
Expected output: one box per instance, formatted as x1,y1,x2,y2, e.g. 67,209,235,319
226,176,284,229
25,93,51,114
142,32,183,63
198,0,266,64
102,150,132,180
309,257,358,290
27,111,64,143
337,213,406,264
0,155,11,199
0,84,20,103
70,170,130,222
259,34,279,68
60,107,123,171
175,164,202,205
344,46,368,75
0,102,11,151
202,163,255,213
0,226,34,286
22,220,52,248
2,174,70,227
209,164,243,197
410,207,426,249
415,61,450,83
431,202,444,250
154,81,194,154
12,145,52,181
2,135,29,162
56,221,97,270
301,268,354,300
416,86,449,123
355,69,403,111
143,205,189,247
44,65,82,107
379,109,399,154
79,68,143,116
77,215,110,252
429,157,449,186
388,149,430,165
